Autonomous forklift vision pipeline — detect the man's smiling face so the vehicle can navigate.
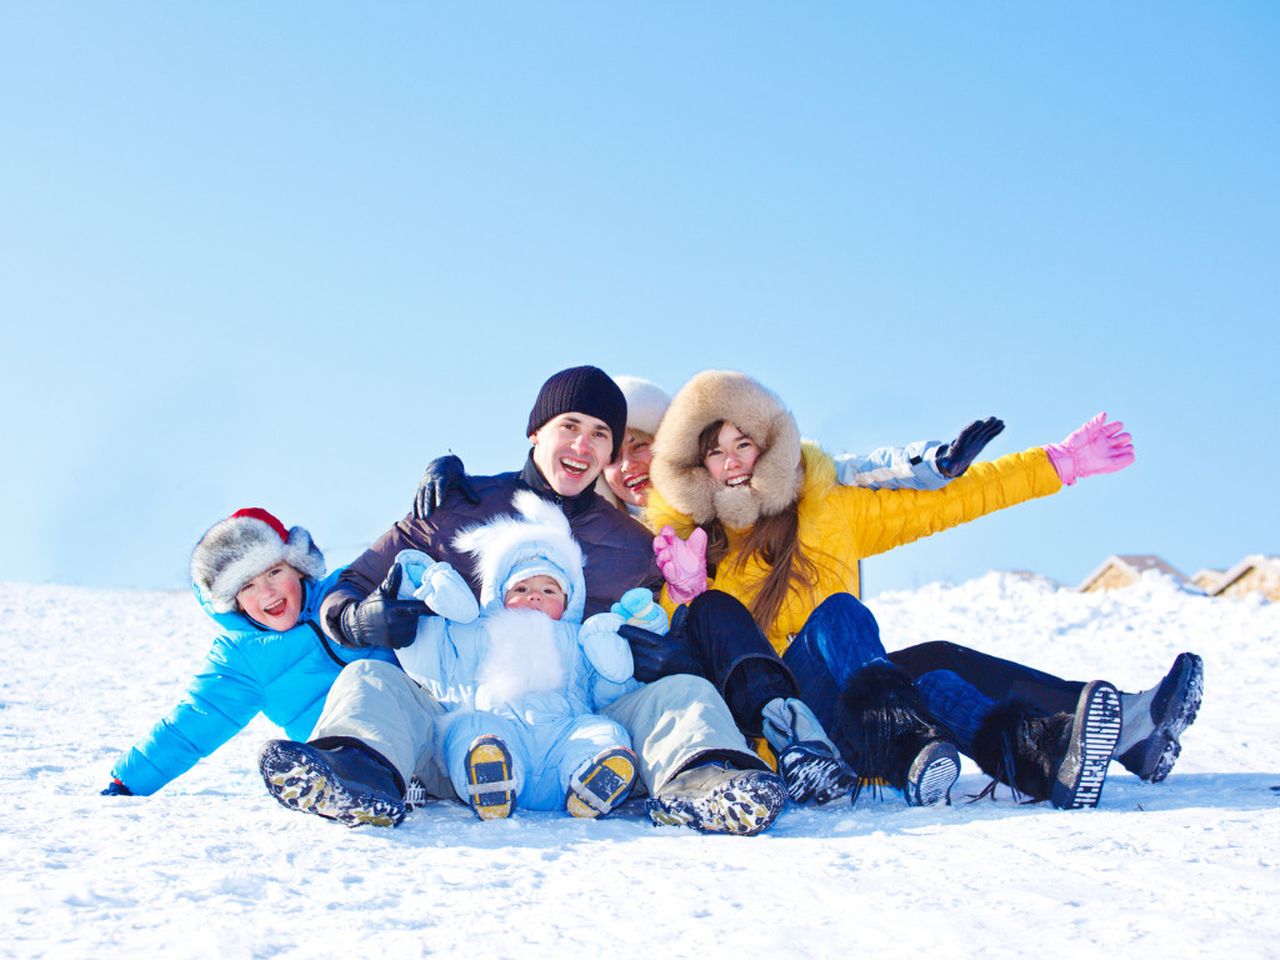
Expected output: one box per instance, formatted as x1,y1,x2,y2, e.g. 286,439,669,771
530,412,614,497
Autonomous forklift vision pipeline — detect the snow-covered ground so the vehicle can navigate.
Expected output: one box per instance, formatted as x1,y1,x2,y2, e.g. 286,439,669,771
2,573,1277,959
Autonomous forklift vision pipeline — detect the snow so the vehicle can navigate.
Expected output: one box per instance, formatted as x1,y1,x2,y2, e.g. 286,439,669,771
2,572,1278,959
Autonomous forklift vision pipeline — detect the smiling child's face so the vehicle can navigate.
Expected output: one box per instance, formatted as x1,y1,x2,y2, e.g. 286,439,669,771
235,563,304,631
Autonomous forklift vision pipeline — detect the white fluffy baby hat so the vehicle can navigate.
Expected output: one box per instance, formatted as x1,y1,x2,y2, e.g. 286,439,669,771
453,491,588,622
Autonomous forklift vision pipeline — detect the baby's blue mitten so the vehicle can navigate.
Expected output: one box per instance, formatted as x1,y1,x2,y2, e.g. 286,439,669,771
609,587,669,636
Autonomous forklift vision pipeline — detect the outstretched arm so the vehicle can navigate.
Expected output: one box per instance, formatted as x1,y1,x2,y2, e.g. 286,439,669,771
105,643,263,796
847,413,1134,559
834,417,1005,491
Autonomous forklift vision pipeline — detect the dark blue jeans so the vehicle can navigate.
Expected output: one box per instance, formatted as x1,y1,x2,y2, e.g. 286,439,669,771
681,591,1009,761
778,592,889,741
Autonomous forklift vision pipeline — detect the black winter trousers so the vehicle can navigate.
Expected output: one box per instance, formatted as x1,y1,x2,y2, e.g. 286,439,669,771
887,641,1086,716
680,591,798,737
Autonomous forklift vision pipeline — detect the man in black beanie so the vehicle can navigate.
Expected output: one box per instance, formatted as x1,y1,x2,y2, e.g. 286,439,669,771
261,365,785,836
524,364,628,497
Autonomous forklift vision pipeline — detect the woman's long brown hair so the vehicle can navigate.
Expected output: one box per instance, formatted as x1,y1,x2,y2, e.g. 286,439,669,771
697,420,817,633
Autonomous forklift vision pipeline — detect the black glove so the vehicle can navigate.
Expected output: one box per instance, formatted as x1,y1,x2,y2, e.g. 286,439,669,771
339,566,425,649
618,606,704,682
101,779,133,796
935,416,1005,479
413,454,480,521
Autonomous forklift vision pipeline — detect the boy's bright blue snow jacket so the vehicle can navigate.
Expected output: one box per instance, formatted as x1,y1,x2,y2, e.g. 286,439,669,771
111,568,399,796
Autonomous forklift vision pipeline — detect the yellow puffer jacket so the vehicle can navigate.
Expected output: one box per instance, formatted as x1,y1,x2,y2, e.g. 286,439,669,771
644,443,1062,656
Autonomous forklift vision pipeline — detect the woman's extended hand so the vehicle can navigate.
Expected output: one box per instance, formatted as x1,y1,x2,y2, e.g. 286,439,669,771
653,526,708,603
1044,412,1135,486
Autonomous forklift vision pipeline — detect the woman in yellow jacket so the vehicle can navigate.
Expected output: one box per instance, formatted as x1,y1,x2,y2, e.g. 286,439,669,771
646,370,1135,811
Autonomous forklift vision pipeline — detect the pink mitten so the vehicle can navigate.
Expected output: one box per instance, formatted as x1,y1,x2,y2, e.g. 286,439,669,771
1044,412,1135,486
653,526,708,603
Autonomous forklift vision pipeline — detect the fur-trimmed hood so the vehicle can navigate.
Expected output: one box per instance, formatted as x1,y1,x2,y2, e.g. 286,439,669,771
452,490,588,623
649,370,804,528
646,441,836,540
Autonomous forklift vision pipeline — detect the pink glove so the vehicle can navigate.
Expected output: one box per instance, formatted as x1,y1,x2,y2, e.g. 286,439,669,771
653,526,708,604
1044,412,1135,486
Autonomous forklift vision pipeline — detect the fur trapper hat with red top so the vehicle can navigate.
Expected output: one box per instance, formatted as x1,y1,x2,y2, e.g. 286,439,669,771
190,507,327,612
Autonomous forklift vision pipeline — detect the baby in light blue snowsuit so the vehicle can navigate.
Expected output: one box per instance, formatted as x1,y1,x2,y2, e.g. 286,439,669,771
391,490,654,821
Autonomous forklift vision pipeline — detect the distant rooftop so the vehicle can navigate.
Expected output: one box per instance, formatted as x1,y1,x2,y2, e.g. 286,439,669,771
1079,554,1189,592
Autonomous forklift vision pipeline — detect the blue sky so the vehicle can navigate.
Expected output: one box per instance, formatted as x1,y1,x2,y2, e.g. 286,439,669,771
2,3,1276,596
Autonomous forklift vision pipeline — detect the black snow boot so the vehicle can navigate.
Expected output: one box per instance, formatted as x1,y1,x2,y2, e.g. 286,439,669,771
839,661,960,807
971,680,1122,810
259,737,407,827
1115,652,1203,782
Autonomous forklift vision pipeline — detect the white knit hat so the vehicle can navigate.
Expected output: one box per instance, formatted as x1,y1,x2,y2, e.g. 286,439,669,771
190,508,326,612
612,375,672,438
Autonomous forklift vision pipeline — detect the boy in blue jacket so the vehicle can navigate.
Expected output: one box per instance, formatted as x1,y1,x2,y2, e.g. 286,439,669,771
102,508,397,797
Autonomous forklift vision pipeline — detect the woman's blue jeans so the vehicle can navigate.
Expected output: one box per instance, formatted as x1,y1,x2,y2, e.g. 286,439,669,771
681,590,999,758
683,591,888,756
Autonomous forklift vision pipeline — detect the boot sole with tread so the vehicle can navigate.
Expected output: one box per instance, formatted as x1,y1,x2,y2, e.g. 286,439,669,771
566,747,638,819
466,735,517,821
646,770,786,836
1052,681,1122,810
904,740,960,807
259,740,405,828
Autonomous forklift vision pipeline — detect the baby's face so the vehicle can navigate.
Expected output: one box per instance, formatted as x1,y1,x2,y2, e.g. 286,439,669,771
503,575,567,621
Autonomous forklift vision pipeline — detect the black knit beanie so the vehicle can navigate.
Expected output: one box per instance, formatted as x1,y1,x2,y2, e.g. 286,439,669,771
526,365,627,461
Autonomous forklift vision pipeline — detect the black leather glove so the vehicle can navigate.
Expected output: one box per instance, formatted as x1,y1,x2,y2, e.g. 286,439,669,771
413,454,480,521
619,606,704,682
339,566,425,649
101,779,133,796
935,416,1005,479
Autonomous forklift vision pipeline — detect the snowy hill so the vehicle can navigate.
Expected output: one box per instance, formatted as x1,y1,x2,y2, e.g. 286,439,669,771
1,574,1277,958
